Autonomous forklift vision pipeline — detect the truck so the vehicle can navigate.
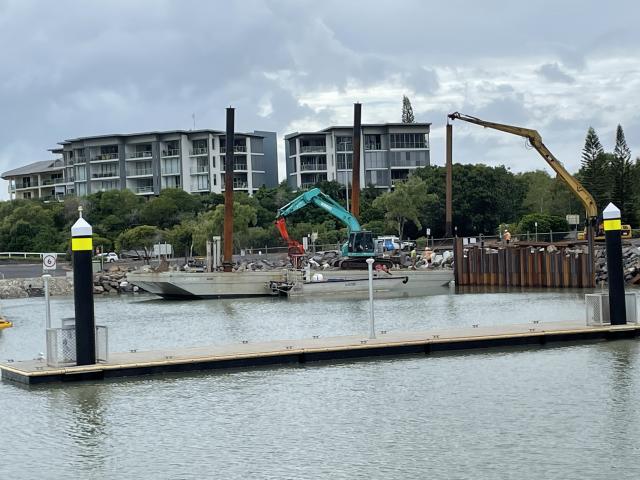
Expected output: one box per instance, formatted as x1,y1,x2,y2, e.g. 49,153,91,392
275,188,393,270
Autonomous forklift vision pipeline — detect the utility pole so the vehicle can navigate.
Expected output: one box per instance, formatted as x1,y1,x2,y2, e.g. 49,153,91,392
351,103,361,218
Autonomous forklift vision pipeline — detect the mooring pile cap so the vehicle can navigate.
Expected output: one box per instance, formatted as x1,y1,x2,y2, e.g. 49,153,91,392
603,203,621,220
71,217,92,237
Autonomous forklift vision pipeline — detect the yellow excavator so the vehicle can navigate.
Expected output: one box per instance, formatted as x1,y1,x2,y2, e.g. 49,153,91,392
447,112,598,281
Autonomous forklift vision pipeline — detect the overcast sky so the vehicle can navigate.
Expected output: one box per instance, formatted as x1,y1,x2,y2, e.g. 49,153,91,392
1,0,639,199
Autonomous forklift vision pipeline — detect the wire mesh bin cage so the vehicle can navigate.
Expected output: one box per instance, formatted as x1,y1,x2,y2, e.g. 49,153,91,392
46,325,109,367
585,293,638,326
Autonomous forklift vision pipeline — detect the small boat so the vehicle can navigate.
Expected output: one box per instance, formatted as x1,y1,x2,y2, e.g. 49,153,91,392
271,273,409,297
0,317,12,330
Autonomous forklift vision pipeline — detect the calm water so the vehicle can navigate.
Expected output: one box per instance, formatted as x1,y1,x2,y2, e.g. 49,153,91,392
1,290,640,479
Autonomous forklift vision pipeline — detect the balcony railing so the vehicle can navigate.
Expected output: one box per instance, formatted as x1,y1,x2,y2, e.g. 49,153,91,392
389,158,428,168
161,168,181,175
221,162,248,171
300,182,316,190
191,183,209,191
128,151,152,159
127,168,153,177
300,145,326,153
336,162,353,170
220,145,247,153
9,185,16,192
91,172,119,179
93,153,119,161
15,181,39,189
190,166,209,174
190,148,208,156
75,156,87,163
162,149,180,157
365,143,382,151
300,163,327,171
136,185,154,194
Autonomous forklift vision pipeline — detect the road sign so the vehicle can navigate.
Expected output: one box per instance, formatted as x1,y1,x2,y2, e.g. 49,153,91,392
426,228,431,236
42,253,57,271
566,214,580,226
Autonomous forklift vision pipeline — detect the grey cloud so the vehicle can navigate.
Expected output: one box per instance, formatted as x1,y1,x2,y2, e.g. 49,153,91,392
537,63,576,84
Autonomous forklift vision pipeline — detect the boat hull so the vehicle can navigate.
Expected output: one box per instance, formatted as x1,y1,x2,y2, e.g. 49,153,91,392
288,275,409,297
127,270,287,299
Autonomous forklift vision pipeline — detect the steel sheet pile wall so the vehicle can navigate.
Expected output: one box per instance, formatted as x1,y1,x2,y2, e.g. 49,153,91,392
453,239,594,288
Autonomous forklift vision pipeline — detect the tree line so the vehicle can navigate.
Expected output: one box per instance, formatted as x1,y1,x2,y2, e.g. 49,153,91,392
1,124,638,256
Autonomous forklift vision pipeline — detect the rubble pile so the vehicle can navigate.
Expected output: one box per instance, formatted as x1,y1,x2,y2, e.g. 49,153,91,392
0,277,73,299
594,245,640,285
93,265,139,295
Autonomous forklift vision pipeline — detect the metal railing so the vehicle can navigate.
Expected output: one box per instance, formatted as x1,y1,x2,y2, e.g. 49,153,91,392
75,156,87,163
15,181,39,189
161,168,181,175
221,162,248,171
300,162,327,171
390,158,428,168
93,153,119,161
190,147,208,155
191,183,210,191
190,166,209,174
300,145,326,153
136,185,154,193
0,251,66,258
337,162,353,170
128,151,152,159
162,149,180,157
127,168,153,176
91,172,119,179
220,145,247,153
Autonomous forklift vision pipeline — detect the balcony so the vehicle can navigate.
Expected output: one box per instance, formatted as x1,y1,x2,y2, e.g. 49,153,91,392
300,145,326,153
220,145,247,153
135,185,154,194
300,162,327,171
190,148,208,156
161,168,181,176
336,162,353,170
162,149,180,157
15,180,39,189
221,162,248,172
92,153,119,161
128,151,153,159
91,172,119,179
390,158,428,168
74,156,87,164
191,182,209,192
127,168,153,177
190,166,209,175
9,184,15,192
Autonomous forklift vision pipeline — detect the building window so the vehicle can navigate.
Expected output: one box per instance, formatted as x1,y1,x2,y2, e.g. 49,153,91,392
289,139,297,155
389,133,429,149
364,134,381,150
336,136,352,152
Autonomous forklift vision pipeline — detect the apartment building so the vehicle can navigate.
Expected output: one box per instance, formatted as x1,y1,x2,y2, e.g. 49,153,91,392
57,129,278,197
2,129,278,200
2,158,66,200
284,123,430,190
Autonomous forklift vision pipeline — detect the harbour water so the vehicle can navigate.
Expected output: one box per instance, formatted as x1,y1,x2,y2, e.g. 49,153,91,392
1,290,640,479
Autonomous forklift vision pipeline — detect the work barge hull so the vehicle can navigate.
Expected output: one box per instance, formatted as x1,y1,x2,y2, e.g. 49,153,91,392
127,269,453,299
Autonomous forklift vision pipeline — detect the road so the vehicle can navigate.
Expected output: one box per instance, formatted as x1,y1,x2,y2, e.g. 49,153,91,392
0,262,70,279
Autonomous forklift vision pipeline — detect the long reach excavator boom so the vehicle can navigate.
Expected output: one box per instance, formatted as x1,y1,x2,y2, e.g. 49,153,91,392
447,112,597,220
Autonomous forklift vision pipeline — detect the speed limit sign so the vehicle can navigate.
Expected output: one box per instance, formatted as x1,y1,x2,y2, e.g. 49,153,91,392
42,253,57,271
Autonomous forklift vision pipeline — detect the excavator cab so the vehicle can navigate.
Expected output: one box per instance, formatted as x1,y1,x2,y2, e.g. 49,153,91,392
347,231,375,255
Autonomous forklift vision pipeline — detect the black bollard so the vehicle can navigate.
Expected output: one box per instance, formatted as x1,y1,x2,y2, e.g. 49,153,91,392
72,207,96,365
603,203,626,325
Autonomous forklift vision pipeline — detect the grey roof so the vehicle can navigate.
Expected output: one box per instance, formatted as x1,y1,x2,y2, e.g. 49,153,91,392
284,122,431,139
1,159,64,178
59,128,270,145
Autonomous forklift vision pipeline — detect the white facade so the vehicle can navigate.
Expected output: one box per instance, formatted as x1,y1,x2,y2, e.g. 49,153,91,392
285,123,431,190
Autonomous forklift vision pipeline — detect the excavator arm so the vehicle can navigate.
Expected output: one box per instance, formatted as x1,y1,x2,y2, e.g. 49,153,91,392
447,112,597,219
276,188,362,233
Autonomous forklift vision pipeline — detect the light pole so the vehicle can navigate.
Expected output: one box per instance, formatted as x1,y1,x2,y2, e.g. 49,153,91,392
535,221,538,242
